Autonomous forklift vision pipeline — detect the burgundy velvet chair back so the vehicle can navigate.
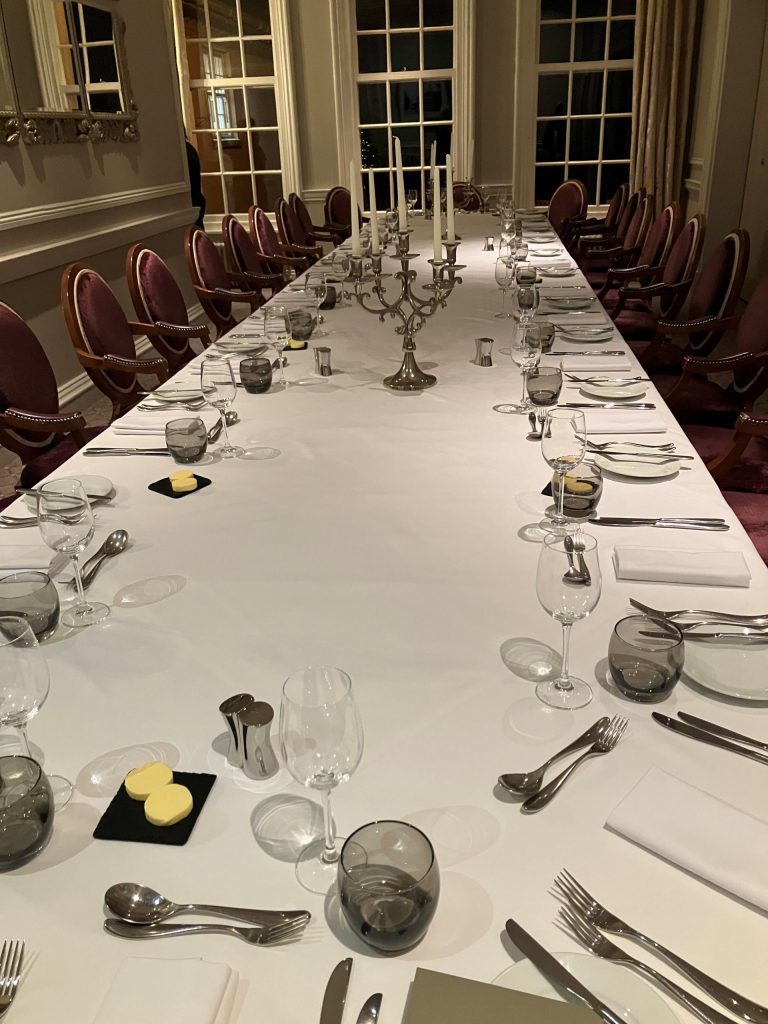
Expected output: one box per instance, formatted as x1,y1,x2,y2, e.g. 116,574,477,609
223,215,270,276
605,183,629,229
275,197,296,247
658,213,706,318
0,301,60,456
63,264,138,396
290,193,314,240
327,187,352,228
185,226,234,328
623,193,654,253
638,201,679,269
548,179,588,236
249,206,282,259
126,245,190,363
733,273,768,393
453,182,482,211
687,229,749,355
616,187,643,238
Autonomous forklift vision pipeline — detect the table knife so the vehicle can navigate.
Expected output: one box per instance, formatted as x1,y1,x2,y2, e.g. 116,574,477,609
591,517,728,530
560,402,656,410
84,448,170,457
677,712,768,752
549,350,625,356
652,714,768,767
320,958,352,1024
355,994,382,1024
504,919,625,1024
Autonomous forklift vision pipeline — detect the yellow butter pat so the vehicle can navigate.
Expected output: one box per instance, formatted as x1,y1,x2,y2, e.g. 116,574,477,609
169,469,195,481
125,761,174,801
288,339,304,349
563,473,592,495
170,475,198,493
144,783,194,826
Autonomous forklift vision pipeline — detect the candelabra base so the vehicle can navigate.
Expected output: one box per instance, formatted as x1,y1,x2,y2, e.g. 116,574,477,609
383,350,437,391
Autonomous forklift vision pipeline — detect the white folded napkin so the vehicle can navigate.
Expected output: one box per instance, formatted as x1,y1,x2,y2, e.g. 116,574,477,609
584,410,666,434
93,957,237,1024
606,768,768,913
113,410,220,436
0,547,54,574
613,545,751,587
561,356,630,372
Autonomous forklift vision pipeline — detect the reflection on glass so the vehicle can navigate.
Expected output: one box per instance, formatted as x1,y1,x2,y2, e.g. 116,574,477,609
574,21,606,61
358,35,386,74
243,39,274,76
390,33,419,72
0,41,13,110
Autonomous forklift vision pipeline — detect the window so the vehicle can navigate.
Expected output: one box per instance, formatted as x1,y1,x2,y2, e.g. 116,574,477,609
354,0,458,210
535,0,635,205
174,0,297,222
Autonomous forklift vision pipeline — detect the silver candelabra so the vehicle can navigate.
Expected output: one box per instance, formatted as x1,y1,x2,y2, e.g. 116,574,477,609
347,229,464,391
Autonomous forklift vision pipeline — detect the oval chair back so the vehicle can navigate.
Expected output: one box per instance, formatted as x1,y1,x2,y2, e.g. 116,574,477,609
656,212,707,319
184,226,236,338
548,179,588,237
686,229,750,356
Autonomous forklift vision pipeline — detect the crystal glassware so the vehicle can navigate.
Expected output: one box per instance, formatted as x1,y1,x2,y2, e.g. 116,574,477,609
506,322,542,413
0,572,59,642
305,274,329,337
0,755,54,870
279,665,363,892
263,306,291,386
539,409,587,535
609,615,684,702
339,820,440,952
526,362,563,409
201,357,242,457
494,257,515,319
551,462,603,520
239,356,273,393
406,189,418,214
535,532,602,709
37,479,109,627
165,416,208,463
515,282,540,324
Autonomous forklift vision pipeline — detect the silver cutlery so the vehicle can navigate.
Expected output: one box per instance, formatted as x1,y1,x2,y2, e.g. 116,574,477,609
567,376,650,383
571,531,592,580
652,713,768,767
139,401,206,412
103,917,308,945
84,449,171,457
629,597,768,626
563,533,591,585
591,517,728,531
560,402,656,410
320,959,353,1024
68,529,128,590
499,717,610,795
595,451,693,462
559,907,739,1024
14,487,113,506
0,519,37,530
0,940,24,1020
521,716,628,812
642,626,768,643
549,350,626,356
677,712,768,752
104,882,311,928
588,440,675,451
555,870,768,1023
355,994,382,1024
504,919,625,1024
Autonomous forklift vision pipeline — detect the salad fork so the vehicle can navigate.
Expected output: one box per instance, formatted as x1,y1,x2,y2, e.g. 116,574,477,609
558,907,751,1024
104,916,308,945
587,440,676,451
0,940,24,1019
629,597,768,627
554,871,768,1023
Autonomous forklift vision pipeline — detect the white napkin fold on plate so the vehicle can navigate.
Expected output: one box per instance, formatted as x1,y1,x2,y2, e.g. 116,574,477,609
92,957,237,1024
0,547,53,574
613,545,751,587
584,411,666,434
606,767,768,913
113,410,220,436
561,356,630,371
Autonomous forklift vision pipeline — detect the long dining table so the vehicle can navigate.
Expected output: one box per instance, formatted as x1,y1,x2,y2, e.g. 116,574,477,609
3,214,767,1024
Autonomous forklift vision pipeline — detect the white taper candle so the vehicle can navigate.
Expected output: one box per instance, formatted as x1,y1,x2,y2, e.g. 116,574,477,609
350,159,360,257
368,168,379,254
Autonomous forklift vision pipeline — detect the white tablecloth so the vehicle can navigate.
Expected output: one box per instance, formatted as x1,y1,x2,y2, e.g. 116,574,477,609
3,216,767,1023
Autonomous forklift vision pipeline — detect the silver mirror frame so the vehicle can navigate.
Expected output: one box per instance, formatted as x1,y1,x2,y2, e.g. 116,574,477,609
0,0,138,145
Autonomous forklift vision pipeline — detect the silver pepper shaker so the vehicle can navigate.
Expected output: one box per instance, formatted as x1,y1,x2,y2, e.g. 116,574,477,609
219,693,254,768
239,701,279,780
474,337,494,367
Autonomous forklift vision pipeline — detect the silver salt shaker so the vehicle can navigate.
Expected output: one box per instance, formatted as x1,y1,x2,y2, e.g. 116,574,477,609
219,693,254,768
474,337,494,367
239,701,280,780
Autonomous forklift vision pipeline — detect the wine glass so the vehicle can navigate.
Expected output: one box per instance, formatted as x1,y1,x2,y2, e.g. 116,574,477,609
200,358,242,457
332,251,352,305
280,665,364,892
305,273,329,337
535,532,601,709
515,282,540,325
37,479,109,628
494,257,515,319
263,306,291,386
506,322,542,412
540,408,587,535
0,615,72,806
406,188,418,214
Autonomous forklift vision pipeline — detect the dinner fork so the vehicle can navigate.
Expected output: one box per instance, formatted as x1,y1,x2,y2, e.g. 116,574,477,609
629,597,768,627
103,916,308,944
521,716,628,812
0,940,24,1019
558,907,747,1024
587,440,676,451
554,871,768,1023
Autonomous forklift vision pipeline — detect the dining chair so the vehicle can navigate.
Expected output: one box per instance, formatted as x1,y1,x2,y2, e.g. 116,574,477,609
289,193,343,247
722,489,768,564
323,186,360,240
126,245,212,375
0,301,105,487
248,206,309,277
567,183,628,250
580,193,655,287
597,201,680,306
635,228,749,375
222,216,287,295
453,182,482,211
662,270,768,426
574,187,643,261
60,264,169,420
686,410,768,495
184,226,270,340
547,179,589,242
275,197,323,265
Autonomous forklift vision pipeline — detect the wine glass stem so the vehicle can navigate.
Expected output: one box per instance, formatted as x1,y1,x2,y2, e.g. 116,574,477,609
71,554,87,604
558,621,574,692
15,724,31,757
219,410,231,448
556,469,567,521
500,289,506,315
320,788,338,865
520,370,528,404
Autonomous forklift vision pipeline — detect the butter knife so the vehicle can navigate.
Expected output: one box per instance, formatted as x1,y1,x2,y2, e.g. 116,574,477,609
504,919,625,1024
560,402,656,410
677,712,768,752
652,714,768,767
355,994,382,1024
549,350,625,356
321,959,353,1024
591,517,728,531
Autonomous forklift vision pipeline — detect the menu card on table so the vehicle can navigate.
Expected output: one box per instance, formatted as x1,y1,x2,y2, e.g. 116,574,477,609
402,968,597,1024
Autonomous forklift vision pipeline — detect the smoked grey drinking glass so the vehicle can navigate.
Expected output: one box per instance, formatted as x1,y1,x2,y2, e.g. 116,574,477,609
0,755,54,870
0,572,59,641
239,356,273,393
164,416,208,463
609,615,684,703
339,820,439,953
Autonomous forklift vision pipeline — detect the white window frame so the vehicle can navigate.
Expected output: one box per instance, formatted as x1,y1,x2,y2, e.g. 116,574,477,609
329,0,475,210
513,1,634,210
171,0,300,229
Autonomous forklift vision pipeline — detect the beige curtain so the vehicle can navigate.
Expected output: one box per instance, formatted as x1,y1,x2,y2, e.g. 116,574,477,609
630,0,699,205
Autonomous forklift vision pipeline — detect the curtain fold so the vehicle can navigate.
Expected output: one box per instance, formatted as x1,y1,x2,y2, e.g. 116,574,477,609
630,0,699,205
